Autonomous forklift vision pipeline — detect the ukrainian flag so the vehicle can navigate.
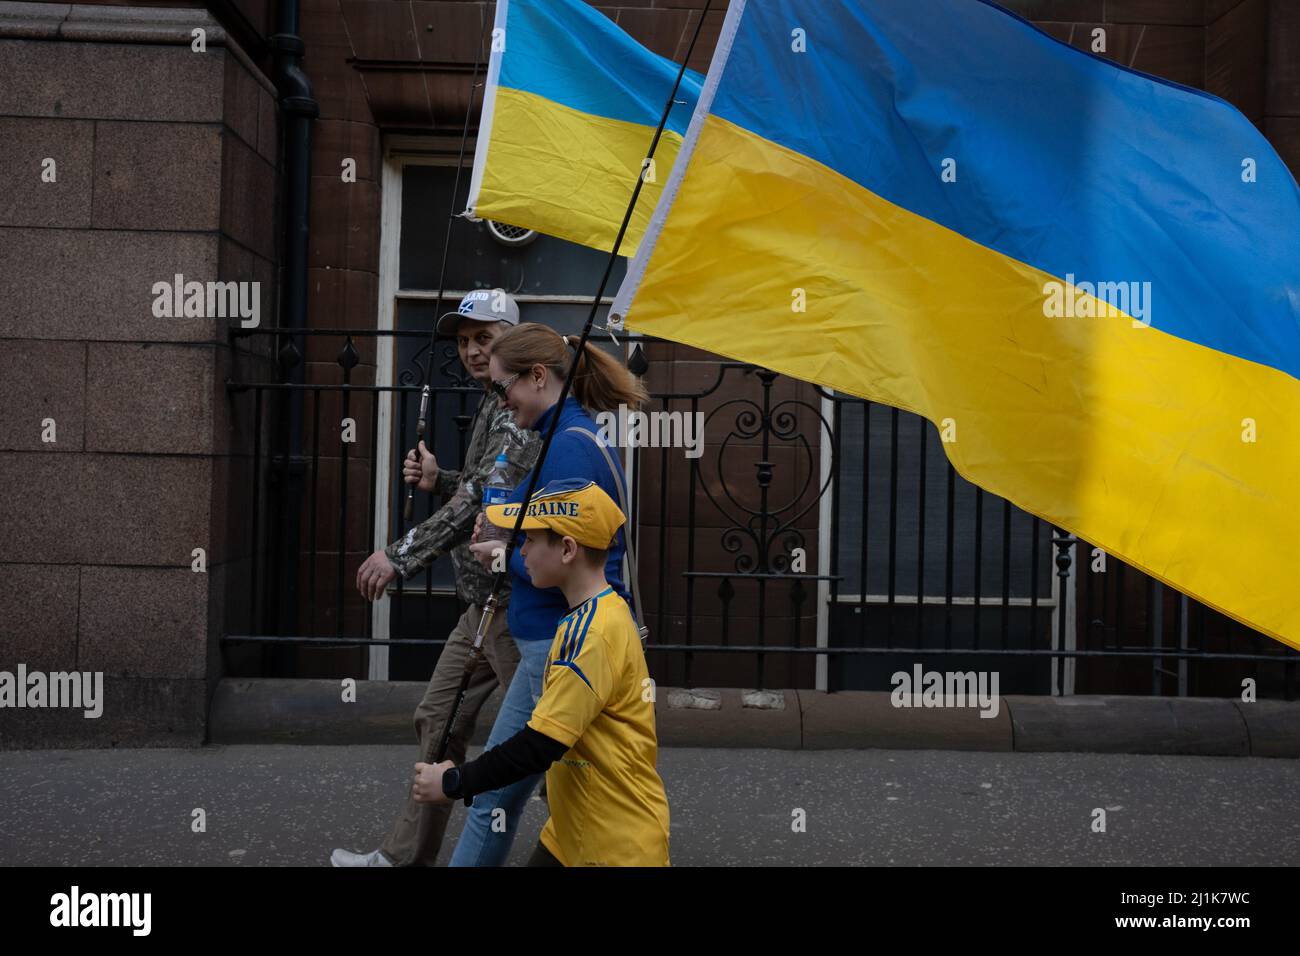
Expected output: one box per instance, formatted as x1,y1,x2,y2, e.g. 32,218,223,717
611,0,1300,648
466,0,703,256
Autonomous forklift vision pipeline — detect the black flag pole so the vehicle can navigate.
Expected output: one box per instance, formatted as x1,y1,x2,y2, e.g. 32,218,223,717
432,0,715,767
403,7,493,523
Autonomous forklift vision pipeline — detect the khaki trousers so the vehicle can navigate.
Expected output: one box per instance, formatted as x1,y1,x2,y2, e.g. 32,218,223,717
380,603,518,866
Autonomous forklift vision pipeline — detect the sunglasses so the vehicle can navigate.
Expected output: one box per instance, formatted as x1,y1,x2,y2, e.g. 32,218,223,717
490,372,521,399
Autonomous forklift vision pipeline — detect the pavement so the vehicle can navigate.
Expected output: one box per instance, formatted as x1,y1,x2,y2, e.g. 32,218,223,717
208,679,1300,757
1,744,1298,866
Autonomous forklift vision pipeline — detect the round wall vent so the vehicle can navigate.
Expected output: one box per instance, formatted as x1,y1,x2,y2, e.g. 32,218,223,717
486,220,539,247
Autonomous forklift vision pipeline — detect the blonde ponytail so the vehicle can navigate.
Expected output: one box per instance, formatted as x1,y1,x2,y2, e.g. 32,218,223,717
493,323,648,413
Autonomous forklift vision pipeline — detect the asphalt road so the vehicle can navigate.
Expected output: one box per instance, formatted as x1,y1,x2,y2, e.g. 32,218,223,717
1,745,1297,866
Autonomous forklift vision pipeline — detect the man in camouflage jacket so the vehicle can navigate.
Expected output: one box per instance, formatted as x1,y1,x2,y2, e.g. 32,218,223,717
334,289,540,867
381,386,537,602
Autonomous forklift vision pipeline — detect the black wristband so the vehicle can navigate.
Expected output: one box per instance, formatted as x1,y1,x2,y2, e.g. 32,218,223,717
442,766,473,807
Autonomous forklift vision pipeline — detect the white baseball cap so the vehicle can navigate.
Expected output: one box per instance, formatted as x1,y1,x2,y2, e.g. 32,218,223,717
436,289,521,335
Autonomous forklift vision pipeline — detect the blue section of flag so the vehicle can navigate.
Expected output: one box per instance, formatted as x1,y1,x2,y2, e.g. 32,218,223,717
708,0,1300,379
500,0,703,135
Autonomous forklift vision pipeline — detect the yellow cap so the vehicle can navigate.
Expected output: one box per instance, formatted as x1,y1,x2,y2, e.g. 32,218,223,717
486,478,624,550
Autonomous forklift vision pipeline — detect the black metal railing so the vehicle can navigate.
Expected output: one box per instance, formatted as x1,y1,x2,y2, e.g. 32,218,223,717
222,327,1299,699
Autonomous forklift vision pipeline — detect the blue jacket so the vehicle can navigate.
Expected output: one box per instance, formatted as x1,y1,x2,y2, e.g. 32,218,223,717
505,396,632,641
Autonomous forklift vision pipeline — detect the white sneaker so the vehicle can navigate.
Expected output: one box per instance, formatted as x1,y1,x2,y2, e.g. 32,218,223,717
330,847,393,867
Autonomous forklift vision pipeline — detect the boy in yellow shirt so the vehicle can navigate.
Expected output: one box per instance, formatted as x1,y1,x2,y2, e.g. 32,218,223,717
411,477,670,867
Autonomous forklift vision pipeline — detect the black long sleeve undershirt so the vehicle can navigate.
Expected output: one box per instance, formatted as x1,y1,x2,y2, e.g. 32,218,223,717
452,725,569,801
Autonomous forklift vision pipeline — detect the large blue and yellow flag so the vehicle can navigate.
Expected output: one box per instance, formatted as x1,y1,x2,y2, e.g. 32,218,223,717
466,0,703,256
611,0,1300,647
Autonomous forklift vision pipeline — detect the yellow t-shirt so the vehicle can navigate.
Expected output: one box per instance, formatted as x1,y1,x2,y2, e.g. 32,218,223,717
526,586,670,866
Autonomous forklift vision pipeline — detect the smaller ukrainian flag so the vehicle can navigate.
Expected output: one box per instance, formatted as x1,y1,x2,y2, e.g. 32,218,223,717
465,0,703,256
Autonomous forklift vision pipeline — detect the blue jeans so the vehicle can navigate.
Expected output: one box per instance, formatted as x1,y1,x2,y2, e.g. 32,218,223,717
449,635,551,867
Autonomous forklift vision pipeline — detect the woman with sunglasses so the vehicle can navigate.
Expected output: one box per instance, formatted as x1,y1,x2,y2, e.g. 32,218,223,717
452,321,648,866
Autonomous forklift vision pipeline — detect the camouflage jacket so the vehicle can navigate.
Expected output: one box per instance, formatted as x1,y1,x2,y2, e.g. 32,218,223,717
385,391,540,606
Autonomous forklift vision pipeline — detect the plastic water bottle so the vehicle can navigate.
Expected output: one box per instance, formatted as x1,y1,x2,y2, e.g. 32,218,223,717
479,453,514,542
